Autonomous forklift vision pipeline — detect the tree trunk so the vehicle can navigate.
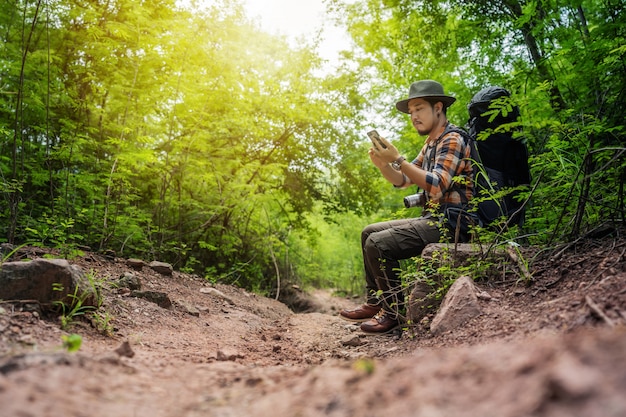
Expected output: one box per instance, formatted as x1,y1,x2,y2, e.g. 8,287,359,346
571,136,596,238
503,0,566,109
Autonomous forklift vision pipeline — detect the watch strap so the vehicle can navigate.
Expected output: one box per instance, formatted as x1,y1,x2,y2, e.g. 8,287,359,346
391,156,406,170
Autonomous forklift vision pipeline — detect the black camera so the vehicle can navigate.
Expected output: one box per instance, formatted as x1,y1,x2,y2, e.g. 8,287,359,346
404,192,426,208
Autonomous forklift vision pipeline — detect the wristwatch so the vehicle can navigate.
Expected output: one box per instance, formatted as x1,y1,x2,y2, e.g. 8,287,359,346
391,156,406,171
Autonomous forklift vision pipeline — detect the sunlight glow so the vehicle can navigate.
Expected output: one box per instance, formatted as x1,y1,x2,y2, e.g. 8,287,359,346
243,0,352,68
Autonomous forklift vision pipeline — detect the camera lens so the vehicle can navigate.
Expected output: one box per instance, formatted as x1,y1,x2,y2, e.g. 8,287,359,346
403,193,424,208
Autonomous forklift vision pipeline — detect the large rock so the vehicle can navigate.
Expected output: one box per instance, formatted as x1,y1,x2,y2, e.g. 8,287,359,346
407,280,437,324
430,275,481,335
0,258,98,308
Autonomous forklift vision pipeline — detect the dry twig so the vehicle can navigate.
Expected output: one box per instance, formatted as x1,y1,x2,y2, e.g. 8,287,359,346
506,246,532,282
585,296,615,327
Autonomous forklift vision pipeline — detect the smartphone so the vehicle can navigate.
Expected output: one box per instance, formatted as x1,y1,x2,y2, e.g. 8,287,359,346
367,129,387,149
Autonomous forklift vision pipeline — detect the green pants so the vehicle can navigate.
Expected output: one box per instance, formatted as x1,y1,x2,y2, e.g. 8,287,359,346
361,214,441,318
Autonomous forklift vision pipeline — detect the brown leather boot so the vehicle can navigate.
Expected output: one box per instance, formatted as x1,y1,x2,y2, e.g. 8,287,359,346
360,313,399,334
339,304,380,322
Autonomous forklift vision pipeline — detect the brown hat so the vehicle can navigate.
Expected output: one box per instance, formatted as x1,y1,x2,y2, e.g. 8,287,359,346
395,80,457,114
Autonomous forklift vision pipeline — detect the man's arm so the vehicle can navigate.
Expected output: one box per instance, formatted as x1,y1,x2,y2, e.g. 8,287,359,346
379,160,411,187
369,131,464,193
400,132,466,201
368,144,411,188
395,159,428,190
368,135,431,191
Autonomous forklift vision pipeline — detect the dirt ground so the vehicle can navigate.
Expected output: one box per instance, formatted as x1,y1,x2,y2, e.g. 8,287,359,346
1,229,625,417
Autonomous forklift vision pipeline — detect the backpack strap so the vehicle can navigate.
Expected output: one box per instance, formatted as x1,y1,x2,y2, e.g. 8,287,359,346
439,124,480,205
425,124,483,239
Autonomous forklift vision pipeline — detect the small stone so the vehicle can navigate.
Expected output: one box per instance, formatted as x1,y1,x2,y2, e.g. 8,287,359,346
114,340,135,358
117,272,142,291
131,291,172,309
126,258,146,271
341,335,364,347
200,287,235,305
177,301,200,317
216,348,243,361
477,291,492,300
344,324,359,332
149,261,173,276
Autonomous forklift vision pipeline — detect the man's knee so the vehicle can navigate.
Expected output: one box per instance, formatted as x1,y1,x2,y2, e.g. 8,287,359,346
363,234,377,252
361,223,379,240
363,234,384,261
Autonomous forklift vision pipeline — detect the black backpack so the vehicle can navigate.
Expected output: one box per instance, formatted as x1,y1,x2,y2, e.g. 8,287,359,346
444,86,531,231
466,86,532,230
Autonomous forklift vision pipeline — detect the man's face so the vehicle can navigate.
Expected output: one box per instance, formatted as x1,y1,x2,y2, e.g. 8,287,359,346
407,98,440,136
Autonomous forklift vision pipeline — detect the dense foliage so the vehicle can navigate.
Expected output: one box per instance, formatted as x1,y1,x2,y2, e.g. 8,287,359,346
332,0,626,244
1,0,624,295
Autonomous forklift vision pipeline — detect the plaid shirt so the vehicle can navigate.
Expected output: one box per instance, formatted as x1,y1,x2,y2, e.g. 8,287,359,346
411,124,473,205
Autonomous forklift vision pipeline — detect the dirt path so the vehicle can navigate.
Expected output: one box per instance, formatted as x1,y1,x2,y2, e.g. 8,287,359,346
0,236,625,417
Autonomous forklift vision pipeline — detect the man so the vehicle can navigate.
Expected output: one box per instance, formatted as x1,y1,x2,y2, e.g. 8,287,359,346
339,80,474,334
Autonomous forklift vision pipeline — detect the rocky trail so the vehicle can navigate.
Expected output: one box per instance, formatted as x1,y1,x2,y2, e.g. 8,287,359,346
0,231,625,417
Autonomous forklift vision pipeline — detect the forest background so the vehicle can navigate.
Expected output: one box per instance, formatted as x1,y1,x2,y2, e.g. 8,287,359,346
1,0,624,297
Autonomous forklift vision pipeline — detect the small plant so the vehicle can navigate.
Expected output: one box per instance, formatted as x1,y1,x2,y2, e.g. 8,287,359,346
90,310,115,336
52,283,96,330
181,255,200,274
85,269,105,308
0,243,27,265
52,270,116,336
25,215,84,259
352,358,376,375
61,334,83,352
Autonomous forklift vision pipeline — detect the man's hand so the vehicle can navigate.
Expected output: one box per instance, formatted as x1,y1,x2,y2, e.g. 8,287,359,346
369,135,401,164
368,147,388,168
